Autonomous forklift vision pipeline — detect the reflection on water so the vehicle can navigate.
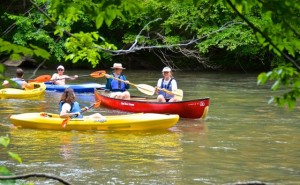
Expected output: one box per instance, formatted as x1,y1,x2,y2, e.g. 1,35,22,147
8,128,183,184
1,69,300,184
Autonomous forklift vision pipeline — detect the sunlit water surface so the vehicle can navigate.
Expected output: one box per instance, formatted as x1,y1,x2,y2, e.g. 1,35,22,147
0,69,299,185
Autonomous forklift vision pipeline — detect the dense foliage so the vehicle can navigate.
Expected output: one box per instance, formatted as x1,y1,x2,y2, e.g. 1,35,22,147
215,0,300,108
0,0,299,107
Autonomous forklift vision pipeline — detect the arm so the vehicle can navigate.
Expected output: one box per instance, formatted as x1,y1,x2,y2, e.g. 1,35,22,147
66,75,78,80
2,80,9,88
123,75,130,90
105,78,112,91
156,79,162,88
155,79,162,94
50,73,58,81
60,103,80,118
171,79,178,91
22,81,32,89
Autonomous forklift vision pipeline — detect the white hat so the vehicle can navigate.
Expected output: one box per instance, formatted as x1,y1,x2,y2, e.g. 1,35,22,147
111,63,126,69
162,67,171,72
57,65,65,70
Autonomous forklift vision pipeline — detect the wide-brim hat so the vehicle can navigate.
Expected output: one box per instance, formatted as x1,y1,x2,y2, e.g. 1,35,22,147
111,63,126,69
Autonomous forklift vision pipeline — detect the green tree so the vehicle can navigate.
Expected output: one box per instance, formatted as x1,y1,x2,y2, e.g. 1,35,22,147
1,0,299,108
213,0,300,108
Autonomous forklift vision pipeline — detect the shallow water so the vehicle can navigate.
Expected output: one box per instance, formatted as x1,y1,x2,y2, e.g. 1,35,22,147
0,68,300,185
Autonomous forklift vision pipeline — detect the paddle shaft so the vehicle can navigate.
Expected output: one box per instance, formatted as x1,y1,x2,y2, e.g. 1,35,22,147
61,101,100,127
106,75,155,95
157,87,183,97
58,74,91,80
72,103,95,117
107,75,136,87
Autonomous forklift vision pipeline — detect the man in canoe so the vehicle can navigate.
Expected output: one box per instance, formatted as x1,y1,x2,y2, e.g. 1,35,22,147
51,65,78,85
104,63,131,100
59,88,106,121
156,67,179,102
2,68,32,89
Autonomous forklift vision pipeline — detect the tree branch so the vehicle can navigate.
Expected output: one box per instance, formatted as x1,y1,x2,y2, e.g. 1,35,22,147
29,0,73,37
0,173,72,185
94,20,244,69
225,0,300,70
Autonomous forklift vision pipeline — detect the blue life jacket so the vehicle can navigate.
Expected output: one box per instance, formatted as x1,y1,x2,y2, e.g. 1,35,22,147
11,78,25,89
110,74,127,92
158,78,174,100
59,101,83,118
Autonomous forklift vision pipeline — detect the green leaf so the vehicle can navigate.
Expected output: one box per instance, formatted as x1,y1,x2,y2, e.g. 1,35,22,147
8,152,22,163
95,14,104,29
271,80,280,91
0,136,10,148
0,166,11,176
257,72,268,85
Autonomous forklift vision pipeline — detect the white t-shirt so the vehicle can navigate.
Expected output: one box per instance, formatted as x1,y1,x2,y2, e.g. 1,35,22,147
51,73,70,85
157,78,177,91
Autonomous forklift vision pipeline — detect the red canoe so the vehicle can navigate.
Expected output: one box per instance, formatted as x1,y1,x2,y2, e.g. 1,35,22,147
95,90,210,119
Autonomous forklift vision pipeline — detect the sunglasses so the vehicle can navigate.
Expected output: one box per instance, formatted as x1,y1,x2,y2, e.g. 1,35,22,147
58,69,64,71
163,72,170,74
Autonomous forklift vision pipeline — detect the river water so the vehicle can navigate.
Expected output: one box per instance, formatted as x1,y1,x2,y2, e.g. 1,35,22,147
0,68,299,185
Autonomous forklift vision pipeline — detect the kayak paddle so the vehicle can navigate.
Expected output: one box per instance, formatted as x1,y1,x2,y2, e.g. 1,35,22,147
61,100,101,128
102,72,156,96
55,70,107,80
28,75,52,83
29,70,106,83
156,88,183,101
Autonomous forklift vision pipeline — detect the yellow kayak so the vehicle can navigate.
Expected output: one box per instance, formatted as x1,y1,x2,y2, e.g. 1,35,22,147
0,83,46,99
10,112,179,131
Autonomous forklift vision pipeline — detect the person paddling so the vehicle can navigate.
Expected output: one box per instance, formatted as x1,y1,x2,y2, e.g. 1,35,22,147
104,63,131,100
59,88,106,121
51,65,78,85
156,67,179,102
2,68,31,89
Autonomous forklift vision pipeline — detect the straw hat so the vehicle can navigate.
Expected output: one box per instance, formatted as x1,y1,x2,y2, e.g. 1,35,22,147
111,63,126,69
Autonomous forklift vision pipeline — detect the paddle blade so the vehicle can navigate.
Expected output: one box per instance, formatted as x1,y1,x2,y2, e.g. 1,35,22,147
93,101,101,108
29,75,51,83
61,117,71,128
40,112,47,117
136,84,155,96
90,70,106,78
160,88,183,100
94,90,102,101
173,89,183,101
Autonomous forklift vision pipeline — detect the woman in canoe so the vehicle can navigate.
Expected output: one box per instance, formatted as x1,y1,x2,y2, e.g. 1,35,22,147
104,63,131,100
59,88,106,121
51,65,78,85
2,68,31,89
156,67,179,102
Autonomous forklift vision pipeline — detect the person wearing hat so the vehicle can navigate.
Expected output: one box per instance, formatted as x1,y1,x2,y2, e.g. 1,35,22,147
51,65,78,85
155,66,179,102
105,63,130,100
